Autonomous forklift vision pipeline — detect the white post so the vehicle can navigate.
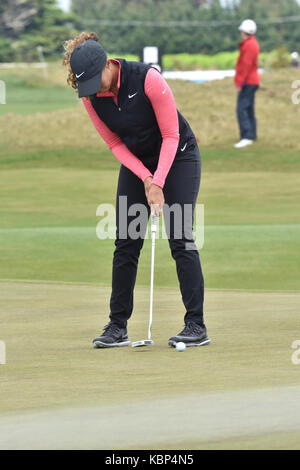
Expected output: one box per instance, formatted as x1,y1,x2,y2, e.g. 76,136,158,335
0,341,6,365
37,45,48,79
0,80,6,104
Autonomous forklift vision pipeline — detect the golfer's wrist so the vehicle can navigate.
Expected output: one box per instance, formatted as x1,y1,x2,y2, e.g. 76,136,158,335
143,174,153,185
150,183,162,190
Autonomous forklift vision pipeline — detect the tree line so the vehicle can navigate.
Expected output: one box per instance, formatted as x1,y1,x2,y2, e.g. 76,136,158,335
0,0,300,62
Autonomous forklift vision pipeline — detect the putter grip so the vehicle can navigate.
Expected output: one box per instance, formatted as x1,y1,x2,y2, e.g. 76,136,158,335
151,215,158,233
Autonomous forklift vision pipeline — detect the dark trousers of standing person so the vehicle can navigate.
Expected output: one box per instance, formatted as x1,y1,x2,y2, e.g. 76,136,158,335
109,142,205,328
237,85,259,140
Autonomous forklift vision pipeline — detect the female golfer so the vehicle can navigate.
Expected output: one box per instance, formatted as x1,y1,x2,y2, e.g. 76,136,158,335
63,32,210,348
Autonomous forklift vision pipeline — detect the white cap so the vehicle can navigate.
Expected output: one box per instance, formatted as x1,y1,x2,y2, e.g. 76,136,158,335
291,51,299,60
239,19,257,35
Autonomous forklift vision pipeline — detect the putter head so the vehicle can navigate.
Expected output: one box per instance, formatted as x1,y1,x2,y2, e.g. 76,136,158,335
131,339,154,348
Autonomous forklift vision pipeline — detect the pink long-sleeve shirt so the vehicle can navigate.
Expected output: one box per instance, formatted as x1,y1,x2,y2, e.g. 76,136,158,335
82,60,179,188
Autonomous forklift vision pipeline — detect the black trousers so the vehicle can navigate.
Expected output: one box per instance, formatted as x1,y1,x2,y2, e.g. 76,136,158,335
109,143,205,328
237,85,259,140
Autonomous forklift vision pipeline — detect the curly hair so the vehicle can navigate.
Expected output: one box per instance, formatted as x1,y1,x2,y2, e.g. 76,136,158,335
62,31,99,93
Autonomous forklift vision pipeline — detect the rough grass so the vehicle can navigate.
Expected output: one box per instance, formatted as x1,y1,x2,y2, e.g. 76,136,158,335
161,51,272,71
1,66,300,156
171,68,300,150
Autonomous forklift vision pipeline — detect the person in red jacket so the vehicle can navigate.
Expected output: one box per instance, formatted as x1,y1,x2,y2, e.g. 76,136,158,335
234,19,260,149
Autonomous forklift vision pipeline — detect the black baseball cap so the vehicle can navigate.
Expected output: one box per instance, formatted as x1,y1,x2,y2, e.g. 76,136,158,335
70,39,107,98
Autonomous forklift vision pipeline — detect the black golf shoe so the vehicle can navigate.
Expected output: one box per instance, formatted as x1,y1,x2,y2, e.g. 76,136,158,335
93,322,130,348
168,321,211,348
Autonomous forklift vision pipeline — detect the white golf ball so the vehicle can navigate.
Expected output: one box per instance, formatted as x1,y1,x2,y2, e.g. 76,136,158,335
176,342,186,352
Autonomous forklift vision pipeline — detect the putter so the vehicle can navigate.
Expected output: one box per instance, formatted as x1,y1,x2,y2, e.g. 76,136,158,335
132,214,158,348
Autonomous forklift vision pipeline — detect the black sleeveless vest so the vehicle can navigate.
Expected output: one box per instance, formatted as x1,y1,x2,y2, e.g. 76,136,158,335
90,59,196,166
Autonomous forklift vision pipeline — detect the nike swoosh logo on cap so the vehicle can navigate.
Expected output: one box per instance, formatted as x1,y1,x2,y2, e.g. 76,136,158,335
75,71,85,78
